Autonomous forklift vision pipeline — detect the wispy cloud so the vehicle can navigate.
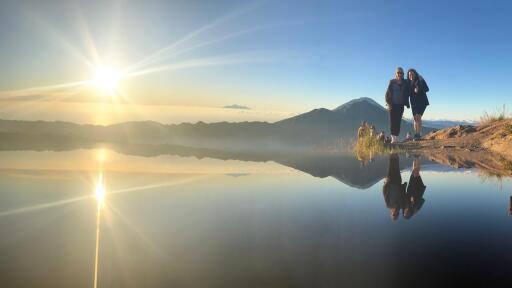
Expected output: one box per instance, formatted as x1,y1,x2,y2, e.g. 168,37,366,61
223,104,251,110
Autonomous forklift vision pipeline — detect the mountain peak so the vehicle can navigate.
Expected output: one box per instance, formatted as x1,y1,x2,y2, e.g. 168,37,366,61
333,97,385,112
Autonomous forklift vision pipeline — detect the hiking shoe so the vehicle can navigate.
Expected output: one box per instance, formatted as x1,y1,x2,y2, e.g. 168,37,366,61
413,133,421,141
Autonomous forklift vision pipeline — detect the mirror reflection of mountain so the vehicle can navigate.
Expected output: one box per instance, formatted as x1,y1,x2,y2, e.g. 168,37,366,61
275,154,430,189
0,133,437,189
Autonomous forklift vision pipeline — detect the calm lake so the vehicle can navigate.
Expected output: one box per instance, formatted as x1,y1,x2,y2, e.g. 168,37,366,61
1,148,511,287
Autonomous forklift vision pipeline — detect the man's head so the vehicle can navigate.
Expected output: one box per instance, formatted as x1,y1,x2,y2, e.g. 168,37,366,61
395,67,404,80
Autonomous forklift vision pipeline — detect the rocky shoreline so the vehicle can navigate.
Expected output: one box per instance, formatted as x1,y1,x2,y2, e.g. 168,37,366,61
399,119,512,176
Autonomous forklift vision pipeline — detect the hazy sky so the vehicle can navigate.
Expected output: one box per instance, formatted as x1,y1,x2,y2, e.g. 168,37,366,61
0,0,511,124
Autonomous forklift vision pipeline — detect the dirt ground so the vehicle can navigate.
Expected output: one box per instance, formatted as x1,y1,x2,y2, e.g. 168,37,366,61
399,119,512,176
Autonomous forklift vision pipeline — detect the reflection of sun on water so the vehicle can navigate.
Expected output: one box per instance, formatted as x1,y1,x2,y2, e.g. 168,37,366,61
93,171,105,288
97,149,107,163
95,176,106,206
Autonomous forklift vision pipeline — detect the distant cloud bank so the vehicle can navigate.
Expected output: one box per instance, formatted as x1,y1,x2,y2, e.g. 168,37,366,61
223,104,251,110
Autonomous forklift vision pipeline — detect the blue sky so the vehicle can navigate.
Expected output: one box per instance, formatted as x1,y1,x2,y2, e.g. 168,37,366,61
0,0,511,123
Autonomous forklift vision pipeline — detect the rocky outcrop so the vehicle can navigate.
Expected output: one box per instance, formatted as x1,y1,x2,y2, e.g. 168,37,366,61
402,119,512,176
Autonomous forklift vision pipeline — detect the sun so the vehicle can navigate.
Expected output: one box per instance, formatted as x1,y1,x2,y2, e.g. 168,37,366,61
92,65,121,94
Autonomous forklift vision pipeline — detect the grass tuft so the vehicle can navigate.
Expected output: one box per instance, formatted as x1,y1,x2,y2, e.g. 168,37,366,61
480,104,509,125
353,133,402,161
504,124,512,135
504,161,512,172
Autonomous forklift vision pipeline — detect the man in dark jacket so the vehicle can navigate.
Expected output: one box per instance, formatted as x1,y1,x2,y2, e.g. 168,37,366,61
385,67,410,143
383,153,407,220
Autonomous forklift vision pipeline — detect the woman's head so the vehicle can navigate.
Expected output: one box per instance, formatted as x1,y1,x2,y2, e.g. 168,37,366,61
395,67,404,80
407,68,418,81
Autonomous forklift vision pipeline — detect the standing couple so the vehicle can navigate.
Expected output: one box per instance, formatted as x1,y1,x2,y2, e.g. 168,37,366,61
385,67,430,143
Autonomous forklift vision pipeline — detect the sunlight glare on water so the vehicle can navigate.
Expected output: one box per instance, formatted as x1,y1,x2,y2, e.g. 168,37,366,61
95,174,106,206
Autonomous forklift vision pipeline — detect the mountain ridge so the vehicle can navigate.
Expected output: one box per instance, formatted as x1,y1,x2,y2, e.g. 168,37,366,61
0,98,434,150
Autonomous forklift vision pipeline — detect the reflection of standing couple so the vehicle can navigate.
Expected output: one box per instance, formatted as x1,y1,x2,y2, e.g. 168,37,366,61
383,154,426,221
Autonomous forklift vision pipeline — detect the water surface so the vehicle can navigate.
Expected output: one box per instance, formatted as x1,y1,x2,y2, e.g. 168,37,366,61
1,149,511,287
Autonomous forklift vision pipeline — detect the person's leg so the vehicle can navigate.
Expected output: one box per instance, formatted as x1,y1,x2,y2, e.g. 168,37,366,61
417,114,422,135
390,106,398,139
389,108,397,139
389,105,404,142
393,106,400,136
395,105,404,136
388,153,401,182
414,114,420,135
414,105,426,139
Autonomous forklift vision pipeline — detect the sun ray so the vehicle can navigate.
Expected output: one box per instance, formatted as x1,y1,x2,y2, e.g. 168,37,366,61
123,25,267,76
124,0,265,73
0,85,88,104
5,85,91,122
74,7,101,66
0,80,90,99
0,195,91,218
24,10,94,68
106,89,151,123
100,219,136,284
124,54,268,79
109,175,211,196
165,26,266,57
159,19,309,63
105,0,123,63
107,203,163,255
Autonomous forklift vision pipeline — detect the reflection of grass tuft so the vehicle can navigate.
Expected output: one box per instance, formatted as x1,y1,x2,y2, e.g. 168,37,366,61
353,134,402,161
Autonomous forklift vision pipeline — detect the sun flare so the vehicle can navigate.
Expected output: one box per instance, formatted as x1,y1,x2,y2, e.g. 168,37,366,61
95,173,106,206
92,66,121,94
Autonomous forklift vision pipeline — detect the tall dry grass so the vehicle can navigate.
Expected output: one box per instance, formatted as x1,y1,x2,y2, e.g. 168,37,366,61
480,104,509,125
353,133,402,161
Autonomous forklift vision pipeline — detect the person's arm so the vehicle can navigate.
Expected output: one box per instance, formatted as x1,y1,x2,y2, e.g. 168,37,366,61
385,81,392,108
404,81,411,108
383,183,391,207
422,79,429,93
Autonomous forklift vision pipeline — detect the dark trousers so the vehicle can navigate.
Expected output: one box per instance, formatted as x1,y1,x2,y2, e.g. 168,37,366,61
389,105,404,136
387,153,402,184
